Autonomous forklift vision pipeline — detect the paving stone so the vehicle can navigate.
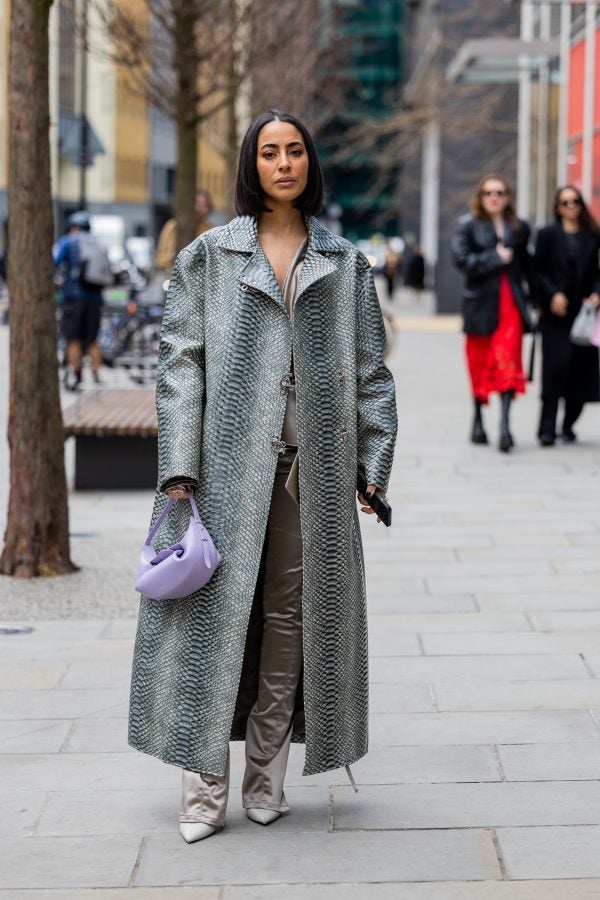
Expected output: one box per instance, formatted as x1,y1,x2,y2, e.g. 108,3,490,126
497,825,600,878
0,835,141,888
221,882,600,900
364,628,422,656
0,639,133,663
0,752,178,793
277,744,501,785
369,612,531,633
421,631,600,655
0,891,219,900
433,679,600,711
0,620,107,641
569,532,600,546
427,574,600,595
58,661,133,690
581,655,600,677
457,546,599,560
370,653,588,684
35,785,329,836
498,743,600,781
135,830,501,885
374,560,553,577
0,663,67,690
62,718,130,753
366,594,477,614
477,592,600,611
332,781,600,829
0,719,73,753
0,688,129,720
0,792,49,837
530,611,600,631
369,682,435,713
369,710,600,746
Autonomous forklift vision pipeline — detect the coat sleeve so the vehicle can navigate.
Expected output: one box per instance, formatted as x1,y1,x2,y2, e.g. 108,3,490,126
451,218,503,277
156,246,205,492
534,227,560,311
355,255,398,493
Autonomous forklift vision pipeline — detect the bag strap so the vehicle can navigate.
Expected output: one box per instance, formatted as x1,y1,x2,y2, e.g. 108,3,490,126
144,492,201,547
144,499,176,547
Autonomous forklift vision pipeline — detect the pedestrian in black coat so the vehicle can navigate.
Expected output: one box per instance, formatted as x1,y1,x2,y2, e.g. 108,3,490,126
534,185,600,445
451,174,534,452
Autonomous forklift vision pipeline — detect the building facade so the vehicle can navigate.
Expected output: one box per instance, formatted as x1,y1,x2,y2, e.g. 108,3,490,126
401,0,522,313
0,0,229,247
318,0,403,241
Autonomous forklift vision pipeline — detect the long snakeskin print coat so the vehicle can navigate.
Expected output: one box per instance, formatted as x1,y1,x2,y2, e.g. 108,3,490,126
128,215,397,777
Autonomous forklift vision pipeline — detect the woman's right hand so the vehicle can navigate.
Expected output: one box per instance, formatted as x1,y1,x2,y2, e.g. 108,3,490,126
496,243,513,265
550,292,569,317
165,483,194,501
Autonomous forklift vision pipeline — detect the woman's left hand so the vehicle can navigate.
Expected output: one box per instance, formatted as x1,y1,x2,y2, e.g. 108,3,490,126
358,484,385,521
588,293,600,309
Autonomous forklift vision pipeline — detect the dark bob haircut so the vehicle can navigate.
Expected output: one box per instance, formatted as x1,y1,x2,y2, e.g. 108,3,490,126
234,109,324,217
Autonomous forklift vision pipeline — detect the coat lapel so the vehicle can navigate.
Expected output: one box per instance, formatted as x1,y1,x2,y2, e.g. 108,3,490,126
215,214,345,307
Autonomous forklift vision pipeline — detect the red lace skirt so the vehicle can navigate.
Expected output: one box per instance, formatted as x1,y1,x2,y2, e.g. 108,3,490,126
465,274,526,404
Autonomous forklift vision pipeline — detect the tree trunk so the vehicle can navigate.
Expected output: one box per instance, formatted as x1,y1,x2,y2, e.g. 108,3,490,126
1,0,76,577
174,0,198,252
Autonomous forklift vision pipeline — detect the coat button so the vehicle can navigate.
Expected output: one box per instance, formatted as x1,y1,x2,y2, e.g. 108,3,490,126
340,428,348,442
338,370,345,384
240,284,248,292
271,438,286,455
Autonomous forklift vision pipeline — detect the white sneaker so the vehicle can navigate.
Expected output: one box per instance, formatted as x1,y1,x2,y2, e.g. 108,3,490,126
245,808,281,826
179,822,216,843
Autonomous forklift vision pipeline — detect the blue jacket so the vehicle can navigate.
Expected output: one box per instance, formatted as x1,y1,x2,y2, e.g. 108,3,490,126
54,234,103,304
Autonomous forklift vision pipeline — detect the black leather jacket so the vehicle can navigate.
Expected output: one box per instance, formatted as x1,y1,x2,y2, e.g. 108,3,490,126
451,214,534,335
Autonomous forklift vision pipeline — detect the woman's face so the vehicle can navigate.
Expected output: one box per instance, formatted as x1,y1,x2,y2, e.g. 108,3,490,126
480,179,509,216
256,120,309,207
557,188,583,224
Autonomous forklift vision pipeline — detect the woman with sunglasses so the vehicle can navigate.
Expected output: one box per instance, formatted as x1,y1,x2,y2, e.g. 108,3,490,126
452,175,534,452
534,186,600,445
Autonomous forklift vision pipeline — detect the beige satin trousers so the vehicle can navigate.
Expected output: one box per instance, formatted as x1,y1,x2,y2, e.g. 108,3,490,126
180,450,303,827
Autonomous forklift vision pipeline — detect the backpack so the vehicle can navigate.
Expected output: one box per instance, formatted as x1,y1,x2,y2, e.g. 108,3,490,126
78,234,113,287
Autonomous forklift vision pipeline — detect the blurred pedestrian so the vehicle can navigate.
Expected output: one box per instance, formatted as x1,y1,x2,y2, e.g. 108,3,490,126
54,211,112,390
451,175,533,452
155,189,215,277
128,109,397,844
534,186,600,445
404,242,425,295
382,239,402,299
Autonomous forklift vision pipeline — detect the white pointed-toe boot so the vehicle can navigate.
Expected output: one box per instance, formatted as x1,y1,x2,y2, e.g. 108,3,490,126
179,822,216,843
245,808,281,826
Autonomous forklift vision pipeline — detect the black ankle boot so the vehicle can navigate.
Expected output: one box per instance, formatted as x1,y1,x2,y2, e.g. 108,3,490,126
499,390,514,452
471,399,488,445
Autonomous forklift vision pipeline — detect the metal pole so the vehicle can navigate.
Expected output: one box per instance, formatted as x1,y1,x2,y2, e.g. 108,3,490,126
535,1,551,226
582,0,596,201
557,0,571,185
78,0,89,210
517,0,534,220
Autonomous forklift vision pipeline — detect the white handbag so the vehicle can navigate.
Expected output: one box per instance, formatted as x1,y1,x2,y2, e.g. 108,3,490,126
570,302,599,346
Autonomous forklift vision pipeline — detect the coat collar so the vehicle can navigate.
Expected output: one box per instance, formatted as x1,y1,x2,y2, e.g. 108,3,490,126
215,215,346,306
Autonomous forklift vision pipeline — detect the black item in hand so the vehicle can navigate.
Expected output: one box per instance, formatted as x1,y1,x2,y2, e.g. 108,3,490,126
357,466,392,527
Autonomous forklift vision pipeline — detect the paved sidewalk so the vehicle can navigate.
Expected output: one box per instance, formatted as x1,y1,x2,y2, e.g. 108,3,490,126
2,308,600,896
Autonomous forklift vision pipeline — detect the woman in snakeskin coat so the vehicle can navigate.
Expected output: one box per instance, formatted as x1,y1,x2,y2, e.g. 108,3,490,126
128,110,397,842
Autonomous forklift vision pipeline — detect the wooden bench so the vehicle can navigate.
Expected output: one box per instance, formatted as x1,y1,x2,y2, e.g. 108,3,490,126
62,389,158,489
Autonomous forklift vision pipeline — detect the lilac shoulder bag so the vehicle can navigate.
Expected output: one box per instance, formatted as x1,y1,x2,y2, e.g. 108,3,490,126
135,493,222,600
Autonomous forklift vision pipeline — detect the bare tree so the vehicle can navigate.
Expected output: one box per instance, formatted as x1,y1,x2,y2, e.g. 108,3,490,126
94,0,351,234
1,0,76,577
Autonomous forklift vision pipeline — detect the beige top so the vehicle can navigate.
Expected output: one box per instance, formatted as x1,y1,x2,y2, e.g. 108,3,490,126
280,238,308,446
